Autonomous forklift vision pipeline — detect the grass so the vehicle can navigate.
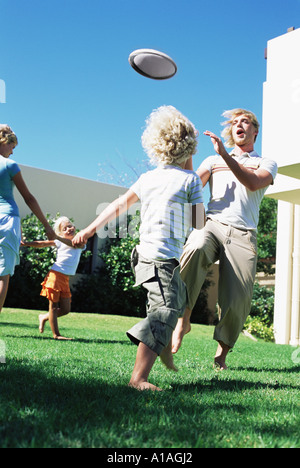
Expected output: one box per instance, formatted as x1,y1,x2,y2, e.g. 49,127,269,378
0,308,299,448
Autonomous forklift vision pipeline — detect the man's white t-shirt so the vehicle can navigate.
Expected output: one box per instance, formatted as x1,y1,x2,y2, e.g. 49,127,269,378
130,165,204,261
200,151,278,230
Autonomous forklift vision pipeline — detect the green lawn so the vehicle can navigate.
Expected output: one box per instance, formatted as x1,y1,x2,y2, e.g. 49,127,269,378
0,308,299,448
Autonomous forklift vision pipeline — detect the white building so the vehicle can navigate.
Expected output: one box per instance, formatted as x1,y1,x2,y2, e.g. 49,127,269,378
15,164,128,274
264,28,300,345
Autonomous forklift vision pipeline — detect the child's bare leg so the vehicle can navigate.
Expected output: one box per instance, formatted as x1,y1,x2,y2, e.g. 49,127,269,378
39,298,71,333
172,307,192,354
55,297,72,340
129,342,162,391
48,300,60,338
39,312,49,333
48,300,71,340
59,297,71,317
0,275,10,313
160,339,178,372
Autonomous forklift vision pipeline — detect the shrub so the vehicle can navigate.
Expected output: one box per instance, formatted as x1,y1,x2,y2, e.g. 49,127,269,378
244,317,274,342
244,282,275,341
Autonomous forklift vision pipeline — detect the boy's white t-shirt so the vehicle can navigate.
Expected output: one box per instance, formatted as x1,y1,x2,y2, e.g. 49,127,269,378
51,240,84,276
130,165,203,261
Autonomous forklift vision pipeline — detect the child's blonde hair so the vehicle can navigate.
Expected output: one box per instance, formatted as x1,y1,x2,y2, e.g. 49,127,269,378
0,130,18,146
53,216,74,236
141,105,198,166
221,108,260,148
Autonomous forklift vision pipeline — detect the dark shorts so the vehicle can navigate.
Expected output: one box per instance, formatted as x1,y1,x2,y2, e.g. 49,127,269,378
126,247,187,355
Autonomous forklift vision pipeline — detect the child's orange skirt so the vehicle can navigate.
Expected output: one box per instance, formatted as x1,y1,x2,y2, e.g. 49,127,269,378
40,270,71,303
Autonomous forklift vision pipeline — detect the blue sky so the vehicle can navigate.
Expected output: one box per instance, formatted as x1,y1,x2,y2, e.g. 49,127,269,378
1,0,300,203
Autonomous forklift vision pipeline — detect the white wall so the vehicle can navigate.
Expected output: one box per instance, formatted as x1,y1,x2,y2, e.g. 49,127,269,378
16,164,128,231
263,28,300,345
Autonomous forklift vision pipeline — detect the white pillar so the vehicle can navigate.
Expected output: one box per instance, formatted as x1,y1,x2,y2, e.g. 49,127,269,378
290,204,300,346
273,201,294,344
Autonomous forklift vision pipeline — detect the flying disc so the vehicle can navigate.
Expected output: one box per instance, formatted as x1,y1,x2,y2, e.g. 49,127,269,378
128,49,177,80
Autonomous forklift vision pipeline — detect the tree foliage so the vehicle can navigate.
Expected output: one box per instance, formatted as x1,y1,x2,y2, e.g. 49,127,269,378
257,197,277,274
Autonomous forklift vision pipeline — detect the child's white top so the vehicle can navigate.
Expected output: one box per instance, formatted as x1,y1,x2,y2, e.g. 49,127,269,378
130,165,203,261
51,240,85,276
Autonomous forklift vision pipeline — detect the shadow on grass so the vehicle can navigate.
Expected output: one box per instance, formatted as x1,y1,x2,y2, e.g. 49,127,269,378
1,355,299,448
230,365,300,374
1,333,131,346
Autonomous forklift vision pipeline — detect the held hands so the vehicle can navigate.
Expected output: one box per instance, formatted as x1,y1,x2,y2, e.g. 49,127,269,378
204,131,229,159
72,229,91,248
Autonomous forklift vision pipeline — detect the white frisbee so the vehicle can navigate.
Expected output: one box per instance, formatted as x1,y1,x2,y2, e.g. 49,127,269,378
128,49,177,80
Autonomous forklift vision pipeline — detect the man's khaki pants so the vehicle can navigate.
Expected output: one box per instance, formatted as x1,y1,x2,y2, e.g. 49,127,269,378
181,218,257,348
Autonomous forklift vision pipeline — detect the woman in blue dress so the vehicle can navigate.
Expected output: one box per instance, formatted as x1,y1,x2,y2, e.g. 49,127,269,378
0,125,55,311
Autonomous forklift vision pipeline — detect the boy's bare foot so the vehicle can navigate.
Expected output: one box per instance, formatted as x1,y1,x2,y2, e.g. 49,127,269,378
160,343,178,372
172,318,191,354
128,380,163,392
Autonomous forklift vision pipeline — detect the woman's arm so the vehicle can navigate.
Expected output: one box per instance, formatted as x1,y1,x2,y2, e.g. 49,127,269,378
13,172,56,240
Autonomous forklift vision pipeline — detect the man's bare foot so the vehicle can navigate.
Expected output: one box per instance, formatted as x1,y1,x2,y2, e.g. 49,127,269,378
213,359,228,371
39,314,47,333
160,344,178,372
172,318,191,354
53,335,72,341
128,380,163,392
213,341,230,370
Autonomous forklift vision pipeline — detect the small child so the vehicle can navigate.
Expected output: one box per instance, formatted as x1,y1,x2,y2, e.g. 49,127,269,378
73,106,205,390
22,216,85,340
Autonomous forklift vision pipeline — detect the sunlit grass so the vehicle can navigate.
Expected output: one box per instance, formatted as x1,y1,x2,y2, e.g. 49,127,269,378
0,308,299,448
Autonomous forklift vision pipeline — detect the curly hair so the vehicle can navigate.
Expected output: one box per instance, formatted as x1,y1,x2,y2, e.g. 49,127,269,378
221,108,260,148
0,129,18,146
141,106,198,166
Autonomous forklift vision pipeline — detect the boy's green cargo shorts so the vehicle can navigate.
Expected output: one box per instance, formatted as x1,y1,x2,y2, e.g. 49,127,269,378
127,247,187,356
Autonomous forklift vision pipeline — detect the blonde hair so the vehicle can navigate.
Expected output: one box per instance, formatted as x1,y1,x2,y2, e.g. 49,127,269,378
221,108,260,148
0,130,18,146
141,105,198,166
53,216,74,236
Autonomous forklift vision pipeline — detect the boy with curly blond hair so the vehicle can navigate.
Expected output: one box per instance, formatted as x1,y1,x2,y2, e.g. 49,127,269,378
73,106,205,391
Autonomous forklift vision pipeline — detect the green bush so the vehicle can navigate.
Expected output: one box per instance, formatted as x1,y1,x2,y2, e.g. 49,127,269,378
244,282,275,341
244,317,274,342
250,282,274,327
